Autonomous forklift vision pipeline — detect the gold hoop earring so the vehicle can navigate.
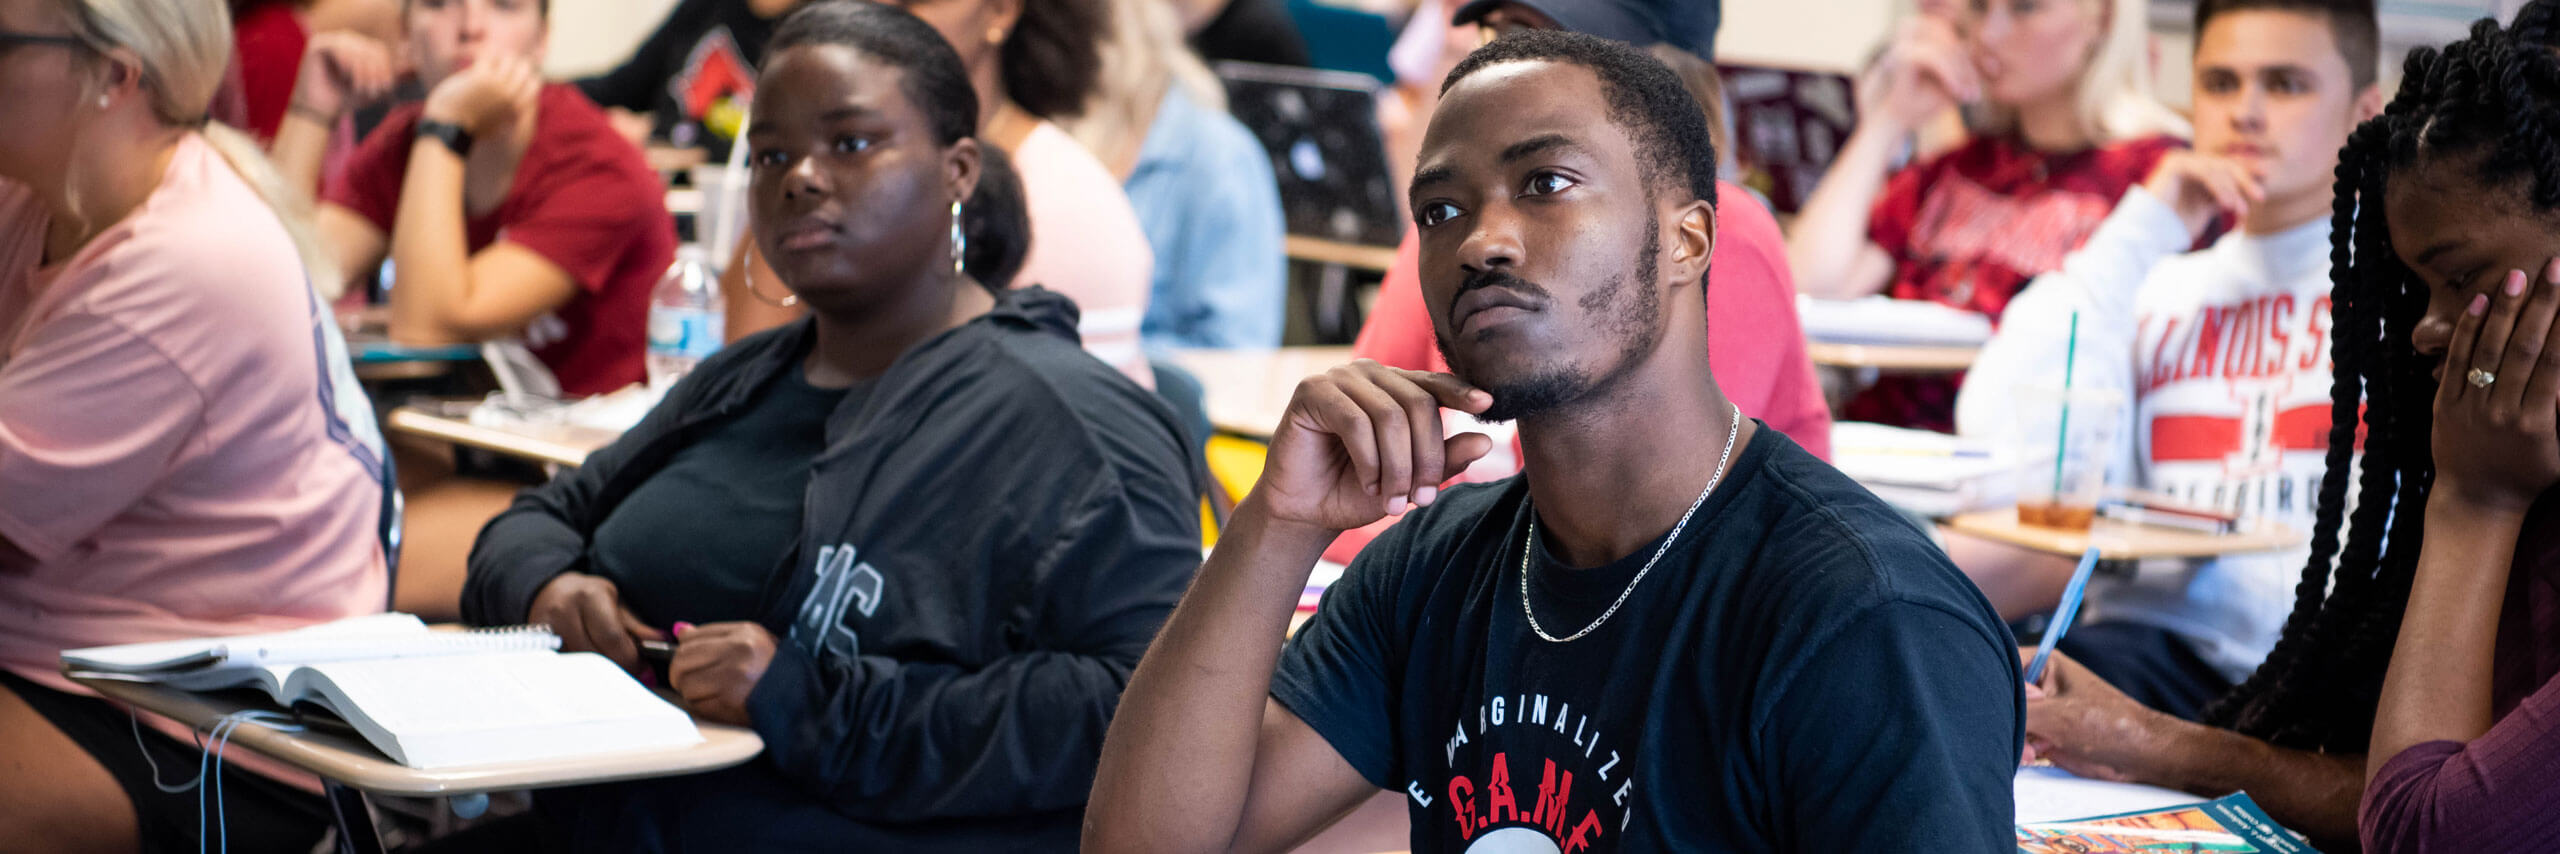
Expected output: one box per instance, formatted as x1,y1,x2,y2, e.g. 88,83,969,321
744,282,799,308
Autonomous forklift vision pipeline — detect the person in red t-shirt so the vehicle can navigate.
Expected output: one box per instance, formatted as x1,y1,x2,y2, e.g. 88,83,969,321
271,0,676,399
1789,0,2190,430
228,0,399,143
267,0,676,619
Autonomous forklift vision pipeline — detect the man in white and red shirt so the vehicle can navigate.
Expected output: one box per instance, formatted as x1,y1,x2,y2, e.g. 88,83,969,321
1953,0,2382,719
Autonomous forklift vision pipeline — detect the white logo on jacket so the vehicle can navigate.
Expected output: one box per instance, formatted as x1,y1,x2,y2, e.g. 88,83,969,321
792,543,883,660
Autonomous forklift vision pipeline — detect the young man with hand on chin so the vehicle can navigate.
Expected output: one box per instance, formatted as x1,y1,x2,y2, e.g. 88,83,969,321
1954,0,2379,715
1086,31,2020,853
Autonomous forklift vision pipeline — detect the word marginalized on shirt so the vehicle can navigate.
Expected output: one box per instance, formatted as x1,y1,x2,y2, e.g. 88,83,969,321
1417,691,1632,853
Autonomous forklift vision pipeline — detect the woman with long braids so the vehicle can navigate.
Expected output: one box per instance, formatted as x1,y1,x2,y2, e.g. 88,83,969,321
2341,2,2560,844
2023,3,2560,847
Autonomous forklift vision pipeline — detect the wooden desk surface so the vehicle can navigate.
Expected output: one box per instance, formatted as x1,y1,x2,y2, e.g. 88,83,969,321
1284,235,1400,272
386,406,617,468
1805,340,1979,373
1944,509,2299,561
70,674,763,797
1167,346,1356,439
350,339,481,365
353,360,454,382
645,144,708,174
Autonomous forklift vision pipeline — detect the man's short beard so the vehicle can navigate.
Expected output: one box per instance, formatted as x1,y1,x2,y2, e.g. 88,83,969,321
1445,216,1663,424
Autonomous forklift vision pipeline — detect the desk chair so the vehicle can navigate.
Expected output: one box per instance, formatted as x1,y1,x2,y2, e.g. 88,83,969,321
379,450,403,611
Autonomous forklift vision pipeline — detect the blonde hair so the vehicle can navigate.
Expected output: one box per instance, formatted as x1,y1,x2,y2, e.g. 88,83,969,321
58,0,344,298
1064,0,1226,174
1978,0,2190,144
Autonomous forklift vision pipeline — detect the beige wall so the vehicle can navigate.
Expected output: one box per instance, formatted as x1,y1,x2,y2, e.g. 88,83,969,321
544,0,681,78
1718,0,2512,111
1713,0,2189,103
1716,0,1899,72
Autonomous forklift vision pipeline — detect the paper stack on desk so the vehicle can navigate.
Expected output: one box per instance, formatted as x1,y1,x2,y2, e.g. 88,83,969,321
65,614,703,769
1831,422,2015,517
1797,295,1995,346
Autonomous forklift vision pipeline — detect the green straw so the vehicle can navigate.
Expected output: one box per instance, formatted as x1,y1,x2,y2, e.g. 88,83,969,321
2053,311,2080,498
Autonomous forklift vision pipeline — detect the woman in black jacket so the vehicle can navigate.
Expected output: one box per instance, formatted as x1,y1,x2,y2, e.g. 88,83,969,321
458,3,1202,849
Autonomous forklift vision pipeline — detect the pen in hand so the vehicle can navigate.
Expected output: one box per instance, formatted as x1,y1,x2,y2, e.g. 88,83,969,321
2023,547,2103,687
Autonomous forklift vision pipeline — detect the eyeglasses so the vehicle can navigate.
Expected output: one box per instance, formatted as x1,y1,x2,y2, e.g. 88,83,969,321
0,31,89,53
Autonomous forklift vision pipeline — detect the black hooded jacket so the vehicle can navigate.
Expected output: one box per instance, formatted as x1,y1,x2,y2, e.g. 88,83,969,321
462,287,1202,849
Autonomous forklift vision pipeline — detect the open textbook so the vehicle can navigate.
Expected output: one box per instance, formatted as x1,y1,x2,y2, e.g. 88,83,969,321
63,614,702,769
2018,792,2317,853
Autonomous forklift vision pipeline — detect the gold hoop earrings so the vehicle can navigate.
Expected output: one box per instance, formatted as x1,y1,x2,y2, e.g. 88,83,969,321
744,281,799,308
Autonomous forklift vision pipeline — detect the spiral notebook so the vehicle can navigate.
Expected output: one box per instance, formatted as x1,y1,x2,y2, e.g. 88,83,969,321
63,614,703,769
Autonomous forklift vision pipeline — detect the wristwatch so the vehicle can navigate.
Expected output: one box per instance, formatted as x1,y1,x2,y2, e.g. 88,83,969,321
417,119,475,157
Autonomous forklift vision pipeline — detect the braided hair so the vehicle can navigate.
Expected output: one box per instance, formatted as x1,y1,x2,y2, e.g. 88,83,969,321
2202,0,2560,753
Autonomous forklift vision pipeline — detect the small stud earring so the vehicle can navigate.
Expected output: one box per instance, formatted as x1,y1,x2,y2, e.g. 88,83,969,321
985,26,1005,45
96,94,109,108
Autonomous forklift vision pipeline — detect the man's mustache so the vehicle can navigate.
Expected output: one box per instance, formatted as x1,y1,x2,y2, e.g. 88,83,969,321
1450,268,1552,313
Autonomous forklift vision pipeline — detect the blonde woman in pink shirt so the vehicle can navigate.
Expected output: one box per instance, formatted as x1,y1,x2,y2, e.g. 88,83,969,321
0,0,389,850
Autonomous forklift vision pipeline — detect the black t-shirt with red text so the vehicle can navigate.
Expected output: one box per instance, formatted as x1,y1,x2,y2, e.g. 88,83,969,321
1272,429,2021,852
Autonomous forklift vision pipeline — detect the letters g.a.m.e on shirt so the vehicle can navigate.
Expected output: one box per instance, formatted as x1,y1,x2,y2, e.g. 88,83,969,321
1272,429,2023,852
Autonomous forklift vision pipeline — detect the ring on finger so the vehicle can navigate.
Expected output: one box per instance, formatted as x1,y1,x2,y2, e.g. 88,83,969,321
2469,367,2498,389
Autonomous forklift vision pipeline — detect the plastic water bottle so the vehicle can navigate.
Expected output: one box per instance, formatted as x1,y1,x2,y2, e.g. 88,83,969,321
646,246,724,389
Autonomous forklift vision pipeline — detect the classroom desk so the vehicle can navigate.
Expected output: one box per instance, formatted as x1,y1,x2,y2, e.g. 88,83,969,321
1944,509,2300,561
69,671,762,854
645,144,708,174
347,336,480,382
385,406,616,469
351,341,480,365
1284,235,1400,272
1804,340,1980,373
1166,346,1356,439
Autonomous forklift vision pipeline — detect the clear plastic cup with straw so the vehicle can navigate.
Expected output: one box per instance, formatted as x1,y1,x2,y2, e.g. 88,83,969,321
2012,311,2121,530
2013,385,2123,530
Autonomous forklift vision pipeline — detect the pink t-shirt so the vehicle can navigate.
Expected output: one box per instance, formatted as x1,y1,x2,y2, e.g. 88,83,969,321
1011,120,1155,387
0,134,389,695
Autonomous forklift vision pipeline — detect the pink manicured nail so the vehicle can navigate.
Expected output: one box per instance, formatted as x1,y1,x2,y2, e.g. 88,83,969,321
1416,486,1439,506
1387,496,1409,515
672,621,695,639
2471,294,2490,316
2508,270,2528,296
